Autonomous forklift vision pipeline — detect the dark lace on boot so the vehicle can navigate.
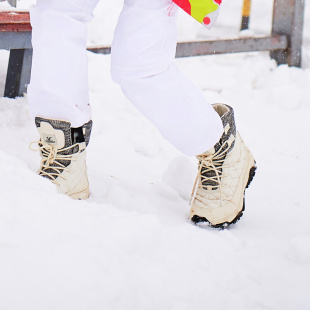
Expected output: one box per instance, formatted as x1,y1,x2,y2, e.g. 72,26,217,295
33,118,92,181
197,104,236,190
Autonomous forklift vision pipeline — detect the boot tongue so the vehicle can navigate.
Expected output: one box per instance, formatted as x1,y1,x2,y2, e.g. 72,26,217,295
38,122,67,149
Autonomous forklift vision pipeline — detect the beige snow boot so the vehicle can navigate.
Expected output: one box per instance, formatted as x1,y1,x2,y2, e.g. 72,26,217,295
190,104,256,228
30,118,92,200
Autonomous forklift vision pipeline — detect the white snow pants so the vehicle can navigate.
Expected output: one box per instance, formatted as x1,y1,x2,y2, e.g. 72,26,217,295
28,0,223,156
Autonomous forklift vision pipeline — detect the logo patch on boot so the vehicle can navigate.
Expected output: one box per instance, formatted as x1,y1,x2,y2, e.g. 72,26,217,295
43,134,57,145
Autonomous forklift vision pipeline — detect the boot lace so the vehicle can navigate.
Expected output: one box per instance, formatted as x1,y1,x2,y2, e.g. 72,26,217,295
190,136,234,204
30,141,80,185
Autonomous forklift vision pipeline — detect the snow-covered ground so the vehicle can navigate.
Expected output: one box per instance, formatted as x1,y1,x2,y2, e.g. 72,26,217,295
0,1,310,310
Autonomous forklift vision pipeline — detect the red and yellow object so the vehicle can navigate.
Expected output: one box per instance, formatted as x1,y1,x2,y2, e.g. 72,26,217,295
172,0,221,29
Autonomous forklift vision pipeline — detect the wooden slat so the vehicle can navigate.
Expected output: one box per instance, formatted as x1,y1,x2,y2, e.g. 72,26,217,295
175,35,288,57
0,12,31,32
87,35,288,58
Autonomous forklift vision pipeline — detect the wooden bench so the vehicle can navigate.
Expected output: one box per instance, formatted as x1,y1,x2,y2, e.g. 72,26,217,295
0,11,32,98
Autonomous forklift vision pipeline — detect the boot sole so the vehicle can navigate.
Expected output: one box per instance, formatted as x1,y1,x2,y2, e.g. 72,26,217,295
191,163,257,229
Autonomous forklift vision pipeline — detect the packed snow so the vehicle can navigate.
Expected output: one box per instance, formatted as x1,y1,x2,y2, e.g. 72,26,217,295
0,1,310,309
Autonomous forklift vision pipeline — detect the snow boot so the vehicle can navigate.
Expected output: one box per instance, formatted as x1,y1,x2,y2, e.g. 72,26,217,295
190,104,256,228
30,118,92,200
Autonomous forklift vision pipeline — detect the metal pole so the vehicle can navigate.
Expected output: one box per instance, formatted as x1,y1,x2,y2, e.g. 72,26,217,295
7,0,17,7
4,48,33,98
241,0,251,31
18,48,33,96
271,0,305,67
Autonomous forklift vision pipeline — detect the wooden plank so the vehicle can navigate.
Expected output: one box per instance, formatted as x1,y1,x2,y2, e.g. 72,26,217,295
175,35,287,57
0,23,32,32
87,35,288,58
0,12,30,23
0,12,31,32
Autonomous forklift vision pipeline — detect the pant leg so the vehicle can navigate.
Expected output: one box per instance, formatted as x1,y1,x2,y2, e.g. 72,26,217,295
28,0,99,127
111,0,223,156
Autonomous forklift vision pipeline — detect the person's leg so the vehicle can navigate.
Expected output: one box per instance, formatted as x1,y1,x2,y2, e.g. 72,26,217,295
111,0,256,226
28,0,99,199
111,0,223,156
28,0,99,127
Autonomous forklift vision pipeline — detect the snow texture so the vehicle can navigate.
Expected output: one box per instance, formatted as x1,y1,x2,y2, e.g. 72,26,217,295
0,1,310,309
